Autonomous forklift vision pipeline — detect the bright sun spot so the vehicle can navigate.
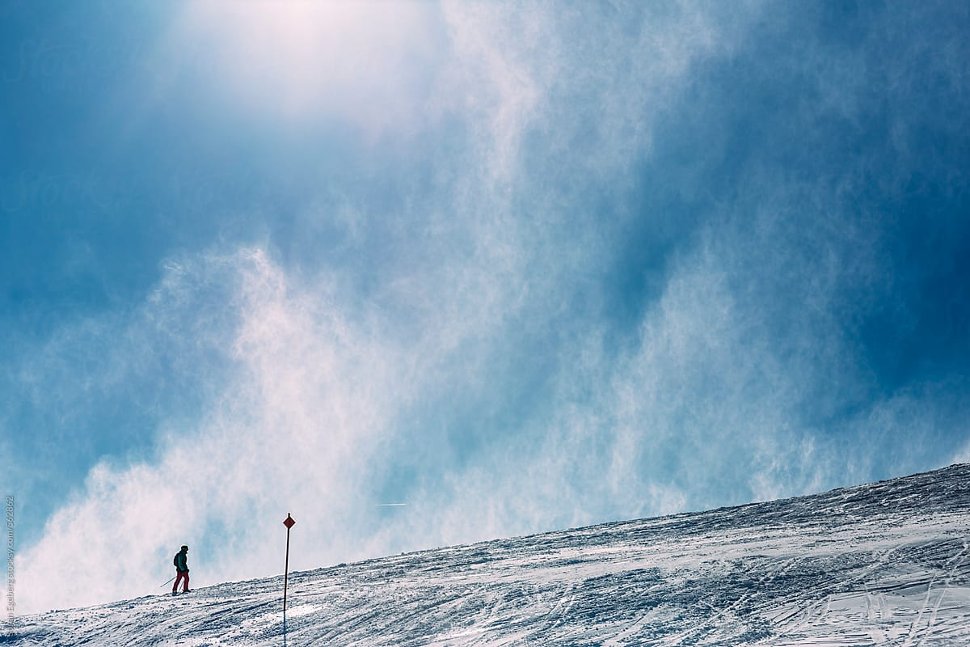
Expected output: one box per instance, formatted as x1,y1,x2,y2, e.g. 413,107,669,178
179,0,442,133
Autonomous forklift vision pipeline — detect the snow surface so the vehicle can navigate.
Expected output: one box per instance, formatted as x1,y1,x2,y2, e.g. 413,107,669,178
4,465,970,646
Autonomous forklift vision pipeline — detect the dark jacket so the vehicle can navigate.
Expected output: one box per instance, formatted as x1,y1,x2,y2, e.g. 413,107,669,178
174,550,189,573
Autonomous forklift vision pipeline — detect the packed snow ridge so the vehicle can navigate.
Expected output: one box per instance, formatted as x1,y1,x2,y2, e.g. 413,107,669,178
5,464,970,646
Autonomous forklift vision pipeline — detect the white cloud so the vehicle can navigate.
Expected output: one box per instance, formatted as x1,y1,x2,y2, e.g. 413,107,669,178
18,0,757,608
25,2,969,617
17,248,406,612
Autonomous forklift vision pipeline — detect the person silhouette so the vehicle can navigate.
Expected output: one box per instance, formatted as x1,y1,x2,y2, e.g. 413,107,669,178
172,545,190,595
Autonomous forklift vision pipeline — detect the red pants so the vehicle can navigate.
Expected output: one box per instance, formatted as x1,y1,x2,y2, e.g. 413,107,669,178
173,571,189,593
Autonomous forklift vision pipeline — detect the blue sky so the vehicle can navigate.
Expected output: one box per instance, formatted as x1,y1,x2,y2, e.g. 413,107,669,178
2,0,969,613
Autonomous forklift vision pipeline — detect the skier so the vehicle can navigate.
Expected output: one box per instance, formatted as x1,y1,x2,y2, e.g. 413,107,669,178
172,545,190,595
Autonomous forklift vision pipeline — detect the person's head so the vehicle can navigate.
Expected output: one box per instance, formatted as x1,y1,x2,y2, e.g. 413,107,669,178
181,545,188,552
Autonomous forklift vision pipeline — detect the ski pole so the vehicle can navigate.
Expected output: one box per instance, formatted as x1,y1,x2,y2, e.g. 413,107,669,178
160,575,176,588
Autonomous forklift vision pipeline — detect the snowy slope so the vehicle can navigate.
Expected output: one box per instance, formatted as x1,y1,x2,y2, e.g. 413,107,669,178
5,464,970,646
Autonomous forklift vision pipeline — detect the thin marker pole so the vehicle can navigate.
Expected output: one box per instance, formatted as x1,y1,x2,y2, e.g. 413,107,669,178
282,513,296,643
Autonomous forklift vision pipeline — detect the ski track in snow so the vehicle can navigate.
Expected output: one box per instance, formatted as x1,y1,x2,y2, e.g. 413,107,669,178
3,465,970,646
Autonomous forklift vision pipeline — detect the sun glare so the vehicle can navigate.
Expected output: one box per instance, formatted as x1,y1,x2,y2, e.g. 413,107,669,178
180,1,441,131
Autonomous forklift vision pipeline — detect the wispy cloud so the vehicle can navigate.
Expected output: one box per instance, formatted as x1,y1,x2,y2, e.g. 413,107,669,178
11,1,970,614
18,247,407,611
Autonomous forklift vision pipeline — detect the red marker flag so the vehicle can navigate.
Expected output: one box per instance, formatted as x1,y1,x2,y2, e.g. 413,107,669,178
284,513,295,529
